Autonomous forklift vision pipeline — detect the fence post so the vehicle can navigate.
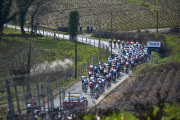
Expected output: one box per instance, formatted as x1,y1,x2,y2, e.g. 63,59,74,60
63,34,64,40
5,79,15,120
34,87,36,98
72,67,74,78
50,87,54,109
22,84,27,113
36,84,41,113
90,39,91,47
59,89,61,106
86,38,87,44
81,65,83,73
43,30,44,36
68,92,71,115
41,85,45,112
59,75,61,86
29,84,35,120
54,33,56,40
94,40,95,47
64,72,66,83
82,37,83,42
47,86,50,110
14,82,21,120
1,110,2,120
51,85,54,109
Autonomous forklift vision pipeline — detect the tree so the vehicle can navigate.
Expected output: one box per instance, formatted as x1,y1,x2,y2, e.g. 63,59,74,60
29,0,48,35
68,10,80,42
16,0,35,36
0,0,17,36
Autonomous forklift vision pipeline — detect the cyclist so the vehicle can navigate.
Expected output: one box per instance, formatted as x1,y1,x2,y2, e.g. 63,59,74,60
95,72,100,80
99,60,103,67
135,55,139,66
94,83,101,97
94,65,98,76
112,68,117,82
117,39,121,49
125,61,129,73
122,40,125,49
114,38,117,48
88,69,93,80
111,53,115,59
100,65,104,74
92,79,96,87
105,74,111,88
89,64,94,72
130,57,135,72
130,40,134,45
116,63,121,77
83,79,88,93
102,77,106,87
109,39,112,47
103,68,109,76
126,40,129,46
90,76,95,82
81,75,86,85
89,81,94,93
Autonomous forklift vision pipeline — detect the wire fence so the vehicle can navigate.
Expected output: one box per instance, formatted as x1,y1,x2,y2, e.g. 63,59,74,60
0,26,111,119
2,71,180,120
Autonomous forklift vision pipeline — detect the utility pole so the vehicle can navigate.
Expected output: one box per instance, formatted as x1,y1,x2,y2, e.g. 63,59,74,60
99,25,101,61
110,12,112,54
153,10,159,64
156,11,158,41
27,44,31,98
75,37,77,79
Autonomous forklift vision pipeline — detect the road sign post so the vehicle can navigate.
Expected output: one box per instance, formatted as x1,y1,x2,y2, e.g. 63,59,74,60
146,41,161,64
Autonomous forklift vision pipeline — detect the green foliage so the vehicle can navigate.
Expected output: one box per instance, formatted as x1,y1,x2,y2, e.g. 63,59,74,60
101,112,137,120
154,34,180,63
81,103,180,120
132,34,180,75
68,10,80,41
162,103,180,120
0,0,17,35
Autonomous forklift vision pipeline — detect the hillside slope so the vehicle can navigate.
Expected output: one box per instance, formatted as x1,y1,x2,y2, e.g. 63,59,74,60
97,62,180,110
34,0,180,32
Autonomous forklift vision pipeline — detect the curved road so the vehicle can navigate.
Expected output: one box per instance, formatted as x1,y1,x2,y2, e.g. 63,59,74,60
5,24,142,108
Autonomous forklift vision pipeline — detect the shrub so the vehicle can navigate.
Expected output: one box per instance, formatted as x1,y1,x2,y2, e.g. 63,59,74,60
57,26,68,32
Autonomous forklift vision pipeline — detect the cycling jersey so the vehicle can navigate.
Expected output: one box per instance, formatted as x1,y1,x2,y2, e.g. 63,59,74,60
84,80,88,86
88,71,93,75
100,66,103,70
90,65,93,71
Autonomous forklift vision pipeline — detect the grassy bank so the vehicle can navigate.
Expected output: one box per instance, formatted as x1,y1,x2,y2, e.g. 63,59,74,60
0,27,110,109
0,27,106,67
132,33,180,75
81,102,180,120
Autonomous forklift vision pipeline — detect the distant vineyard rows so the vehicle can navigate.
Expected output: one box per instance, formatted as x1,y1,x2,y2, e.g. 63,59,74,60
37,0,180,31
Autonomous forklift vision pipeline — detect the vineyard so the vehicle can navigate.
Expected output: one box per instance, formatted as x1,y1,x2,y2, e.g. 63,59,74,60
97,62,180,110
35,0,180,31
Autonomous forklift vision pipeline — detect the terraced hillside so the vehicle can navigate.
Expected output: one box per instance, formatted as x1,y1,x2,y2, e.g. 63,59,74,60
35,0,180,31
97,62,180,110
